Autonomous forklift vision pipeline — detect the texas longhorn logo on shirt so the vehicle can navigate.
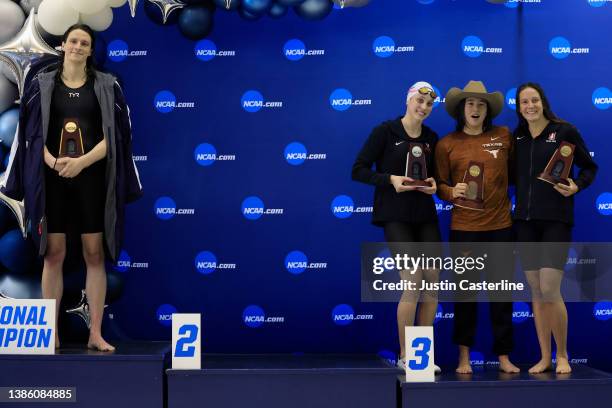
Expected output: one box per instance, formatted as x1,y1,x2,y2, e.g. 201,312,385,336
481,141,503,159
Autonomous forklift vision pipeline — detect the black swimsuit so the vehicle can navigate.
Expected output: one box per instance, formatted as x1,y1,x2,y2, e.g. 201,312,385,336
45,77,106,234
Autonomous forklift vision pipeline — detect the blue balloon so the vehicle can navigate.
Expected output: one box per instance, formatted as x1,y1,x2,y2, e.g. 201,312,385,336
213,0,239,10
294,0,333,20
239,6,261,20
106,271,125,303
0,146,5,172
0,274,41,299
242,0,272,14
0,229,34,273
178,5,214,40
0,108,19,149
278,0,305,5
268,2,287,17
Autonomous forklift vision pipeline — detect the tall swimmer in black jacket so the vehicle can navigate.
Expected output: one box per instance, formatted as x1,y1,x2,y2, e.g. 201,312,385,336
514,83,597,374
352,82,440,373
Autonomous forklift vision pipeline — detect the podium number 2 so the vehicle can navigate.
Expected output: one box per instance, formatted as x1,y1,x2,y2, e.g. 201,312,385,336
408,337,431,370
175,324,198,357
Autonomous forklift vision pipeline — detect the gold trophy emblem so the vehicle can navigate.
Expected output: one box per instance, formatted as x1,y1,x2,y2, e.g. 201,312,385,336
58,118,84,158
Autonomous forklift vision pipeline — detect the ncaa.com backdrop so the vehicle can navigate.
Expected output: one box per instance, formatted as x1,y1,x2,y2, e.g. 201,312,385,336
101,0,611,369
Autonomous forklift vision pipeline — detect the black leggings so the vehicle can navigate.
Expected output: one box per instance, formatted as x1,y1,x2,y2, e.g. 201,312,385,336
450,227,514,356
383,221,441,243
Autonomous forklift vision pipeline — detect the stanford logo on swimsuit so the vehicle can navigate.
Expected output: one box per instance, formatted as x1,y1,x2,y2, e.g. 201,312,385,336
547,132,557,142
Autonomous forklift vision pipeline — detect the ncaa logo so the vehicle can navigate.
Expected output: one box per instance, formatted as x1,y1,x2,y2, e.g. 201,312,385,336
506,88,517,109
284,39,306,61
285,250,308,275
378,350,397,365
373,36,395,58
549,37,571,59
596,192,612,215
195,39,217,62
241,90,264,113
243,305,265,328
241,196,265,220
470,351,485,365
107,39,129,62
195,251,217,275
154,196,177,220
432,85,443,108
329,88,353,112
284,142,307,165
462,36,484,58
332,304,354,326
588,0,608,8
592,87,612,110
154,90,176,113
331,195,354,219
512,302,532,323
593,301,612,321
434,304,444,324
156,304,177,327
194,143,217,166
115,250,131,273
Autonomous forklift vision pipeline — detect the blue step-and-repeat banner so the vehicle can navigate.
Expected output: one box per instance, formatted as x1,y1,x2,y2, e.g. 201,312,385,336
5,0,612,369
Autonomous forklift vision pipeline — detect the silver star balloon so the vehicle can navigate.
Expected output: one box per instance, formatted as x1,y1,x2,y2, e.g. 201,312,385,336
0,9,58,97
0,192,26,238
128,0,141,17
0,291,15,299
66,290,108,329
147,0,185,24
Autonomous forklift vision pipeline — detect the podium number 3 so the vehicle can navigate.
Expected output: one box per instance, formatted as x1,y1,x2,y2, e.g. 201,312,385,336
408,337,431,370
175,324,198,357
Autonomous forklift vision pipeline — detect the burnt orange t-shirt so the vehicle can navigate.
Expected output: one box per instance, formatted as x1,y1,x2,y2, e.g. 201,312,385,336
434,126,513,231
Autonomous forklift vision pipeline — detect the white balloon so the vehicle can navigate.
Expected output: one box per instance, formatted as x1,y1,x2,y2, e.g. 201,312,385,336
0,72,18,114
108,0,127,7
19,0,44,14
79,7,114,32
0,0,26,43
38,0,80,36
0,61,16,84
66,0,108,14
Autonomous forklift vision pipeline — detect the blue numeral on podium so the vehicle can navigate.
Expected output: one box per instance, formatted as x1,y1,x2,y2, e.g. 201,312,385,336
175,324,198,357
408,337,431,370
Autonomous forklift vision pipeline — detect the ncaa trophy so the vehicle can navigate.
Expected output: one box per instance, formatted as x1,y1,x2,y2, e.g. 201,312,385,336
403,143,432,188
453,161,485,210
538,141,575,186
58,118,84,158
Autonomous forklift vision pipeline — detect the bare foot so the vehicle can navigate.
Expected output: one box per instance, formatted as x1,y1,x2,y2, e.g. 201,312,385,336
87,334,115,352
499,359,520,373
456,361,473,374
556,356,572,374
528,359,552,374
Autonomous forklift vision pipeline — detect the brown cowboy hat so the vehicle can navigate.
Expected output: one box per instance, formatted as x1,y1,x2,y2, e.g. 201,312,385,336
445,80,504,119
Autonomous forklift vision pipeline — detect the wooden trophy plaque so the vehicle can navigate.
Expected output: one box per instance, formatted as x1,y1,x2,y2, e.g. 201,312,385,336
453,161,485,210
58,118,84,158
403,143,432,188
537,141,575,186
